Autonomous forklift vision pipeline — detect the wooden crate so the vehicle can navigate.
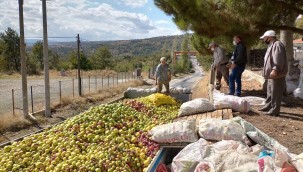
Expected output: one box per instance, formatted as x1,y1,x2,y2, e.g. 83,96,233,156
173,109,233,126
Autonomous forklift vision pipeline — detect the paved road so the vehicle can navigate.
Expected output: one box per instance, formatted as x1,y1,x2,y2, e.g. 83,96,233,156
170,57,205,89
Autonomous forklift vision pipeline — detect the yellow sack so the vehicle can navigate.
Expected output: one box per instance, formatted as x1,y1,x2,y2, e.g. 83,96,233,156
147,93,177,106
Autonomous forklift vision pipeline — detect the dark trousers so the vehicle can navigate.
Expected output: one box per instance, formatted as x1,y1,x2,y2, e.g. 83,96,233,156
264,77,286,114
229,65,245,96
216,64,229,89
157,80,170,93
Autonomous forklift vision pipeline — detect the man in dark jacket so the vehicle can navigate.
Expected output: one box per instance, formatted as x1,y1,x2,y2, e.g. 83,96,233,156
258,30,288,116
229,35,247,96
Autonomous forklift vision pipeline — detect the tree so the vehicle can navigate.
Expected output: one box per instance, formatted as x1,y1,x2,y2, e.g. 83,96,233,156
161,41,168,56
154,0,303,76
69,51,91,71
90,46,113,70
0,27,20,71
155,0,303,39
49,51,60,70
27,53,40,75
0,40,7,72
31,41,43,69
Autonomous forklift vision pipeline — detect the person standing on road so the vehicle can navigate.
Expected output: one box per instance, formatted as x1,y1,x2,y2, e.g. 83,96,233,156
258,30,288,116
155,57,171,94
209,42,229,90
229,35,247,96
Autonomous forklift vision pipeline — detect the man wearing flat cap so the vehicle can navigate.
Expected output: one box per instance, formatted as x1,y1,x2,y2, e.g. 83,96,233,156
259,30,288,116
155,57,171,94
209,42,229,90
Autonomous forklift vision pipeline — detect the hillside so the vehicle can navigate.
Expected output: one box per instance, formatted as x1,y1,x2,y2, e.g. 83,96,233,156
32,35,185,58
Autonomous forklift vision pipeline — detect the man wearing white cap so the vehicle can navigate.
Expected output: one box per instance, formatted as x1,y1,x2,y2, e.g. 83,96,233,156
209,42,229,90
259,30,288,116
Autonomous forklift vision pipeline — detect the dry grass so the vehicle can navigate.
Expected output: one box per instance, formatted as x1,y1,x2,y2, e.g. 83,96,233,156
0,112,32,132
61,69,118,78
0,71,21,79
87,79,143,102
51,79,143,109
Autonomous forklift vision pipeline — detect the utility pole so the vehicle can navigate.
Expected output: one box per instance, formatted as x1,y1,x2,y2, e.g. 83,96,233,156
77,34,82,96
18,0,29,119
42,0,51,117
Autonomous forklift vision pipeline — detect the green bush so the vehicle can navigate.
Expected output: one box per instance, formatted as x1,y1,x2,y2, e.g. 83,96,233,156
58,61,72,71
27,54,41,75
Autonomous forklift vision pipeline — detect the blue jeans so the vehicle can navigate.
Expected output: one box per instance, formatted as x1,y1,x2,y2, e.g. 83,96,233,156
229,66,245,96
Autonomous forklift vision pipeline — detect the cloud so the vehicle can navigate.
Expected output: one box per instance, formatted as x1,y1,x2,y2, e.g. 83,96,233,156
155,20,170,25
0,0,180,41
119,0,148,8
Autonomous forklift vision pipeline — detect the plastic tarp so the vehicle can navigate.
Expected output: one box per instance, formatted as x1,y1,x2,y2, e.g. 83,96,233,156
232,117,289,152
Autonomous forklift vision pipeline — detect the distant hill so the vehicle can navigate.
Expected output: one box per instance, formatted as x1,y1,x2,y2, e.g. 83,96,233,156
27,35,185,58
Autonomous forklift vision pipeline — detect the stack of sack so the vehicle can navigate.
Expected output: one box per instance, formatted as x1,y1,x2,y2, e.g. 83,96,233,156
149,117,303,172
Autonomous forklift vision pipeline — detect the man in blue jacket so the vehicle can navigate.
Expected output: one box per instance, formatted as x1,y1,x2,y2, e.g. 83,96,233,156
229,35,247,96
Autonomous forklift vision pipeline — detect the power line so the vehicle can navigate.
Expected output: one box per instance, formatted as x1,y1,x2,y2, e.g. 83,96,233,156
25,36,76,39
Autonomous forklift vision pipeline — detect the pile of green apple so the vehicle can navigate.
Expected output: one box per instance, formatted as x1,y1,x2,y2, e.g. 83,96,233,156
0,96,180,172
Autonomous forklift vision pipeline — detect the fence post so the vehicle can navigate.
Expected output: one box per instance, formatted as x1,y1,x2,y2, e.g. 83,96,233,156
12,89,15,116
108,74,110,88
95,76,97,92
148,69,150,79
30,86,33,113
72,78,75,98
112,74,114,87
124,72,125,83
88,75,91,93
120,72,122,83
117,73,118,85
59,81,62,104
102,75,104,88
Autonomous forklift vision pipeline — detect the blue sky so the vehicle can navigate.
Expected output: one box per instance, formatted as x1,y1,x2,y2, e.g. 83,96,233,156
0,0,183,41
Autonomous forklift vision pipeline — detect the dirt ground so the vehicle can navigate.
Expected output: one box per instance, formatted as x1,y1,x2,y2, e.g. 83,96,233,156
193,72,303,154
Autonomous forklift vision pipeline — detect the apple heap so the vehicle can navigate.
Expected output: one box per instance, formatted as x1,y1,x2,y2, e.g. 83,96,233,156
0,96,180,172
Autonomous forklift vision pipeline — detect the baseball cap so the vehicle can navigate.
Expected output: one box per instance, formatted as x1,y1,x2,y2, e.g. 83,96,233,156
260,30,276,39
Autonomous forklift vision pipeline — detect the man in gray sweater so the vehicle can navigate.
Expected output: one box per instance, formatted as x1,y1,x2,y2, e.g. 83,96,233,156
155,57,171,94
209,42,229,90
259,30,288,116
